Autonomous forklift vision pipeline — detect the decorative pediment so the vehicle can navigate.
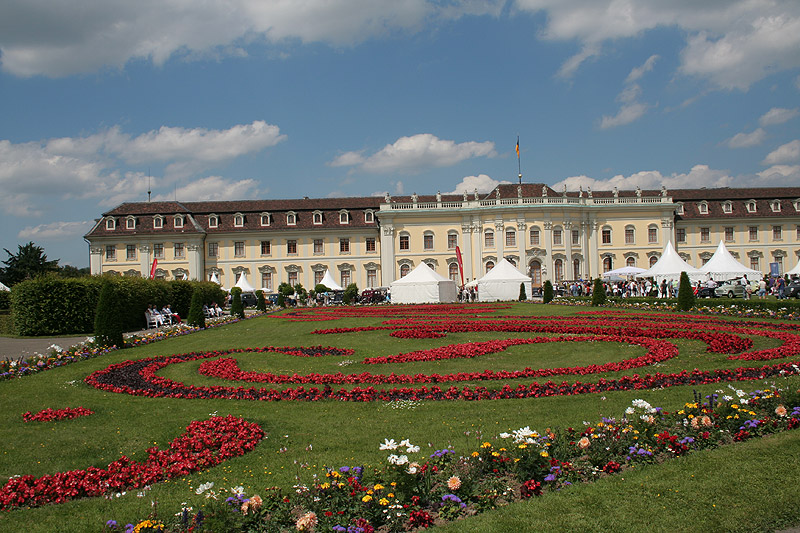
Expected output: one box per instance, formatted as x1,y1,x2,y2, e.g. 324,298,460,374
623,251,639,259
363,262,381,270
699,251,713,260
397,259,414,267
337,263,355,271
772,249,787,258
310,263,327,272
747,250,764,258
526,248,546,258
123,269,140,277
422,258,439,267
257,265,276,274
483,255,497,264
232,266,250,275
504,255,520,264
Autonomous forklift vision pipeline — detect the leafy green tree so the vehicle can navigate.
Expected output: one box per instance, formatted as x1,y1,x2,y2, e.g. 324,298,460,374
186,289,206,328
277,292,286,308
278,282,294,297
343,283,359,305
314,284,331,294
57,265,90,278
591,278,607,306
94,282,125,348
542,280,554,303
0,242,59,287
230,287,245,319
255,289,267,312
519,282,527,301
677,271,695,311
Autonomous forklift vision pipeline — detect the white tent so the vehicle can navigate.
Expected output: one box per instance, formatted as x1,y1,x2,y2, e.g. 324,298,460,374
603,266,646,278
787,259,800,277
209,271,220,284
234,272,256,292
0,281,9,291
476,258,532,301
390,262,457,304
698,241,762,280
318,269,344,291
636,241,704,283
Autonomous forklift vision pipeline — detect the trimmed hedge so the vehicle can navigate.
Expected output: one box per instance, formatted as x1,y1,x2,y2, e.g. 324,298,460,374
10,275,225,336
0,291,10,311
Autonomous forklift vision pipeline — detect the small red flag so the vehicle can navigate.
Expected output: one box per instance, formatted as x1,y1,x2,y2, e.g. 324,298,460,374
456,246,465,288
150,258,158,279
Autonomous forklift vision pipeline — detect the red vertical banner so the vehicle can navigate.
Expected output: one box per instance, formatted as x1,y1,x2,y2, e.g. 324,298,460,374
455,246,465,287
150,258,158,279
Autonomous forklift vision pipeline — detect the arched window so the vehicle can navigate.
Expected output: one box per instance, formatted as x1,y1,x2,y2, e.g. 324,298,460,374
400,264,410,277
650,255,658,267
554,259,563,281
208,215,218,228
529,260,542,286
485,261,495,273
448,263,459,282
339,210,350,224
287,212,296,225
313,211,323,225
573,258,580,280
260,213,271,226
603,257,612,272
234,213,244,227
507,258,516,267
626,257,635,267
364,210,374,223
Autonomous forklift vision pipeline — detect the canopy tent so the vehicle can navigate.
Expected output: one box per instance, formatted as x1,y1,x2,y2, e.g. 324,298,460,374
787,259,800,277
698,241,762,280
636,241,704,283
602,266,647,278
234,272,256,292
390,262,457,304
209,272,220,285
0,281,9,291
475,258,532,302
318,270,344,291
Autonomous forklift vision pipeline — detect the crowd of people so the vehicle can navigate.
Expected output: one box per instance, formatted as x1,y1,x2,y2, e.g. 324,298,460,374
145,304,180,327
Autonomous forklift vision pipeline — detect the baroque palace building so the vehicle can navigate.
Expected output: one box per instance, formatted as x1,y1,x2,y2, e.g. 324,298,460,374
85,184,800,290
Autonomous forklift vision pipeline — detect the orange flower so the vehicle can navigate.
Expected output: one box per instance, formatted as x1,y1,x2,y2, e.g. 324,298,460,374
775,405,788,417
447,476,461,490
577,437,590,450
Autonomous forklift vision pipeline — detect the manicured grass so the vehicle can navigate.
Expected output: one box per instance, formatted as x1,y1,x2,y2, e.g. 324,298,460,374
0,303,798,532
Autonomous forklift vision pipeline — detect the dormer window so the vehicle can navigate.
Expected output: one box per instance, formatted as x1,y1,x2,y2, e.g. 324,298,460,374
287,211,296,225
313,211,323,225
675,203,684,215
208,214,218,228
234,213,244,227
722,201,732,214
153,215,163,229
746,200,757,213
339,210,350,224
126,216,136,229
771,200,781,213
105,217,116,230
364,210,374,223
260,212,271,226
174,215,184,228
697,201,708,214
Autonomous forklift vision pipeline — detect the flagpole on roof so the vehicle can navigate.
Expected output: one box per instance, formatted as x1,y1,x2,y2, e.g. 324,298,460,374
516,136,522,184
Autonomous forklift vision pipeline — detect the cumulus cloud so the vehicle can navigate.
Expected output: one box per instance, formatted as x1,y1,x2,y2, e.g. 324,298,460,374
552,164,733,191
756,164,800,185
725,128,766,148
151,176,260,202
17,220,95,240
762,140,800,165
516,0,800,89
759,107,799,127
330,134,496,174
448,174,510,195
0,0,503,77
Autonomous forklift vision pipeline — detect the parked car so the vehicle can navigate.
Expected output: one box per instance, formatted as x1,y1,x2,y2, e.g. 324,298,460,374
786,280,800,299
695,286,717,298
714,279,746,298
239,292,258,307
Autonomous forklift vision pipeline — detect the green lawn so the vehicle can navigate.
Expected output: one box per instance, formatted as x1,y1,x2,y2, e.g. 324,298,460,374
0,303,798,532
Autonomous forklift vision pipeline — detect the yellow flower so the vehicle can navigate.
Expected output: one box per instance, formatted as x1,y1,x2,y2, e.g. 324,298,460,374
540,451,549,458
471,451,480,457
373,484,384,491
491,451,500,457
362,495,373,503
388,493,395,498
379,498,389,506
481,442,492,448
319,482,330,489
518,444,527,449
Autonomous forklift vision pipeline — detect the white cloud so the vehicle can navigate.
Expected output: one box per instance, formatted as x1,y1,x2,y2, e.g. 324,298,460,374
17,220,95,240
725,128,766,148
556,44,600,79
759,107,799,127
625,54,659,83
599,103,648,129
552,164,733,191
151,176,260,202
0,1,503,77
762,140,800,165
330,134,496,174
448,174,510,195
756,164,800,185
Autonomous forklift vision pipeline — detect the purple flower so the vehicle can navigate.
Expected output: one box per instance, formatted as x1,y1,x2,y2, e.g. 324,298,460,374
544,474,557,482
106,520,117,529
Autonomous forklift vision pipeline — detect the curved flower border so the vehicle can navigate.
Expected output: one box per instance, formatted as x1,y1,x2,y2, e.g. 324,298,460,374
22,407,94,423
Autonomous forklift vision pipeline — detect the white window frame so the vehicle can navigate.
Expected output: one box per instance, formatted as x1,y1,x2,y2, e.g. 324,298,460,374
153,215,163,229
208,214,218,228
174,215,184,228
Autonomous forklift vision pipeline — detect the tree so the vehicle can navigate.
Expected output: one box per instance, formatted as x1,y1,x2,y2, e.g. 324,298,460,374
542,280,554,303
230,287,245,319
0,242,59,287
255,289,267,312
94,282,125,348
519,282,527,301
676,271,695,311
591,278,607,306
57,265,90,278
186,289,206,328
343,283,359,305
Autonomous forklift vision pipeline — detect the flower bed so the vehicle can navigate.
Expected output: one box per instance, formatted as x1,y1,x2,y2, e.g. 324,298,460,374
22,407,94,423
0,415,263,510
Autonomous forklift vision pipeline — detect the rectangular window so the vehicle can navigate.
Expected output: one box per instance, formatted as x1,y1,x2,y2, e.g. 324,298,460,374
572,229,580,246
530,230,539,246
153,243,164,259
126,218,135,229
314,270,325,285
367,269,377,288
287,240,297,255
423,234,434,250
625,228,634,245
700,227,710,242
260,214,270,226
773,225,782,240
288,271,297,286
676,228,686,243
648,228,657,244
234,241,245,257
260,240,271,255
399,235,410,250
313,239,323,254
126,244,136,260
365,237,376,253
174,243,184,259
447,234,458,250
724,227,734,242
505,231,516,247
154,217,163,229
340,238,350,253
105,245,116,261
174,217,183,228
207,242,218,257
261,272,272,291
601,229,611,244
341,270,351,287
750,257,759,271
749,226,758,241
553,230,562,246
485,231,494,248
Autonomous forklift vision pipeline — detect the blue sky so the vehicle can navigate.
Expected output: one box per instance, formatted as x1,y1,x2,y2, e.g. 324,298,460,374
1,0,799,267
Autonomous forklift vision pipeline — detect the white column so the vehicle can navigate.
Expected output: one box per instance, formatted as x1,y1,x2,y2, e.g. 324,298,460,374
495,220,505,262
90,246,103,275
517,220,527,268
379,224,395,285
139,244,151,278
543,220,553,281
564,221,573,278
460,223,474,282
588,219,599,278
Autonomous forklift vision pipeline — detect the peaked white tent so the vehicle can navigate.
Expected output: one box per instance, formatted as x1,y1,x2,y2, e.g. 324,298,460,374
234,272,256,292
209,271,220,285
0,281,9,291
390,262,457,304
636,241,703,283
698,241,762,280
787,259,800,277
603,266,646,278
476,258,532,301
319,269,344,291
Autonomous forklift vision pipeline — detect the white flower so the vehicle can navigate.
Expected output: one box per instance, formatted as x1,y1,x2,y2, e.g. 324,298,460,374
395,455,409,465
195,482,214,495
380,439,398,450
499,432,511,439
406,445,420,453
625,407,635,415
230,486,245,496
399,439,412,448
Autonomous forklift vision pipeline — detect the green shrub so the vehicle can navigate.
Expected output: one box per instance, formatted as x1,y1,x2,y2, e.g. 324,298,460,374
519,282,527,301
0,312,13,335
677,271,695,311
230,287,244,319
277,293,286,308
543,280,554,304
256,290,267,312
343,283,359,305
591,278,607,306
93,282,125,348
314,284,331,294
186,289,205,328
0,291,10,311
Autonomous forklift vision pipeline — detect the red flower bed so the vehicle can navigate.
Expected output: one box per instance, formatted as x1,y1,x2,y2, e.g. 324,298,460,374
389,329,446,339
22,407,94,423
0,415,263,510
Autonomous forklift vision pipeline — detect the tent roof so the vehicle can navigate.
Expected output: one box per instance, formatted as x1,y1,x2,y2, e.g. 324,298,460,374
636,241,702,280
787,259,800,276
209,272,220,284
391,262,451,285
603,266,646,277
234,272,256,292
698,241,762,279
0,281,9,291
477,258,531,282
319,270,344,291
